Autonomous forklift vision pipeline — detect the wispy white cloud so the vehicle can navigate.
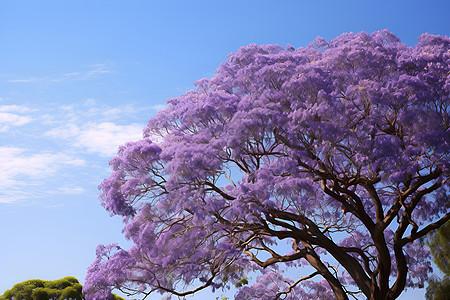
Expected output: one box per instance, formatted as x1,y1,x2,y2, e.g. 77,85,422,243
151,104,168,111
0,105,36,113
56,186,86,195
5,63,114,84
0,112,32,125
0,105,36,132
0,147,85,203
45,122,144,157
61,63,113,81
0,189,34,204
41,100,151,157
6,78,44,83
85,103,140,119
0,100,152,204
0,112,33,132
0,147,85,179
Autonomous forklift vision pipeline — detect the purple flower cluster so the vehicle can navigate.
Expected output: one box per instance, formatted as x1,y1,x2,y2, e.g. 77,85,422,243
85,30,449,299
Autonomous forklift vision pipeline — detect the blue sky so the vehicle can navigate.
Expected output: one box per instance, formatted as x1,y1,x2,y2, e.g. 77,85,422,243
0,0,448,299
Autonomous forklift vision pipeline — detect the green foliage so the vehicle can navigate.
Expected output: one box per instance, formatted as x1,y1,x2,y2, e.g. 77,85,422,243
59,283,83,300
32,288,49,300
45,278,73,290
428,221,450,276
0,276,126,300
426,221,450,300
426,276,450,300
0,289,11,300
0,277,83,300
235,276,249,288
47,288,62,299
6,279,46,300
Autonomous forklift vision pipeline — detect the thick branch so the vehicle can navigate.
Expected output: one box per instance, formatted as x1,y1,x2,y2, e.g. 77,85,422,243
302,242,349,300
264,209,373,298
400,212,450,246
321,179,375,231
388,214,449,299
340,246,374,277
382,169,442,228
374,170,443,298
404,179,443,236
361,180,384,223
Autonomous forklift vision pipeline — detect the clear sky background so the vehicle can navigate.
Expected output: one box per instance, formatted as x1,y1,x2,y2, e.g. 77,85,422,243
0,1,448,299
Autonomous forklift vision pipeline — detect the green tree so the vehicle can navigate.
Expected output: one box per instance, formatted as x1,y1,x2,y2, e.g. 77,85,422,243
0,276,126,300
426,221,450,300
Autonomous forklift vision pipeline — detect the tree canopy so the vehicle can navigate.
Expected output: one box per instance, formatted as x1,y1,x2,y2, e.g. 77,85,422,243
84,30,450,300
0,277,82,300
0,277,124,300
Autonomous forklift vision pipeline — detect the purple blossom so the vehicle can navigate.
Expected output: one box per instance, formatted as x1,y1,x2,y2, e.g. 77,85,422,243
85,31,450,300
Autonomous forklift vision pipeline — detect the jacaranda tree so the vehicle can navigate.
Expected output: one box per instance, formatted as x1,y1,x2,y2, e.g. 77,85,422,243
84,30,449,300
